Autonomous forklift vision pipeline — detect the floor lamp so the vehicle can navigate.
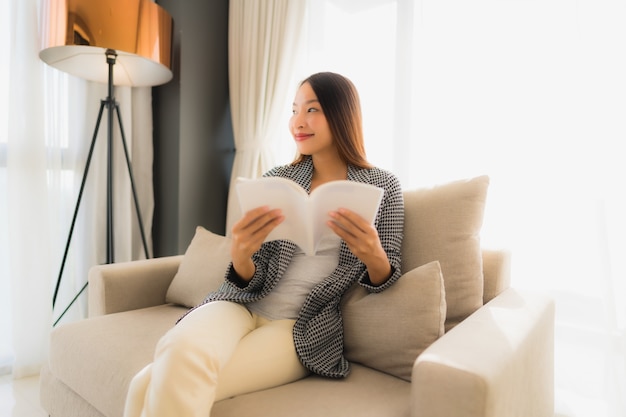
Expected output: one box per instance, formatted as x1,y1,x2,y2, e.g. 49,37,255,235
38,0,173,326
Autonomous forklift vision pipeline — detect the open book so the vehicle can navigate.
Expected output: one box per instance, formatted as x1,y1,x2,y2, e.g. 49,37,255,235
235,177,384,256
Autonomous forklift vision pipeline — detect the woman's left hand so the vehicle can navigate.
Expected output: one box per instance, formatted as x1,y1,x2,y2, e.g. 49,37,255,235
327,208,392,286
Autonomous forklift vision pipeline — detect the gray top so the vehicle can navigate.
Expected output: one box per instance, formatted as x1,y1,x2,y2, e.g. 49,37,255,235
247,234,341,320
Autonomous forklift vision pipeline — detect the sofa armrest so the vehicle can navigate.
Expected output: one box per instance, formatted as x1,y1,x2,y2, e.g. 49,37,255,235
411,288,554,417
88,255,183,317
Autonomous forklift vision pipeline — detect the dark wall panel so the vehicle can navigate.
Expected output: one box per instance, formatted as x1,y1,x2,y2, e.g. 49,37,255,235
153,0,234,257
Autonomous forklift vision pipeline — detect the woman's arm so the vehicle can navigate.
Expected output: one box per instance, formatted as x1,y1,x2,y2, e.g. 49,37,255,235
328,171,404,288
328,208,392,285
230,206,284,282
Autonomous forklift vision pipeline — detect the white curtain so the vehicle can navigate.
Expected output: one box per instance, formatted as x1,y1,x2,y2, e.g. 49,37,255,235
289,1,626,416
225,0,306,235
0,0,154,378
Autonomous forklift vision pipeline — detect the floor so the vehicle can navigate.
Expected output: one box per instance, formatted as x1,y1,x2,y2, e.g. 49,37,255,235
0,374,48,417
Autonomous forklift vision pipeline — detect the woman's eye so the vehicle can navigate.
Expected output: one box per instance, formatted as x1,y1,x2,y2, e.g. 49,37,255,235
307,108,318,113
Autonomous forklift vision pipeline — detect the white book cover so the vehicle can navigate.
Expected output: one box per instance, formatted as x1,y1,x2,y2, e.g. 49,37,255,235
235,177,384,255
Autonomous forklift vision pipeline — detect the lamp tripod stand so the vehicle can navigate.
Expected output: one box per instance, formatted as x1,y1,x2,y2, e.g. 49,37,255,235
52,49,151,326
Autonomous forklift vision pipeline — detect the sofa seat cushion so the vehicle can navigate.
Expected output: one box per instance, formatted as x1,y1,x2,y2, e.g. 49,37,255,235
212,363,410,417
48,304,187,417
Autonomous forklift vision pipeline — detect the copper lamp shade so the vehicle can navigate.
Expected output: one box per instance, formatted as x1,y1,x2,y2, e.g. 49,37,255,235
39,0,173,86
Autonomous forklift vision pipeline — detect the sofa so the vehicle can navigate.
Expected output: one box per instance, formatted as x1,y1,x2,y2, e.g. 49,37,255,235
40,175,555,417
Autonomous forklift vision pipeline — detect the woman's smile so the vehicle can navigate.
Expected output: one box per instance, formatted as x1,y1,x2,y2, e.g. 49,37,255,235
294,132,313,141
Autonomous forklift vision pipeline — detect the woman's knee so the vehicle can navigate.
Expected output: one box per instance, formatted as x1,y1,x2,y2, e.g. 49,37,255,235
154,301,255,365
155,327,200,358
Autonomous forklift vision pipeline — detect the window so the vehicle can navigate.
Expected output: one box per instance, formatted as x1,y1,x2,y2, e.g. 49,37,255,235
0,0,11,373
297,1,626,415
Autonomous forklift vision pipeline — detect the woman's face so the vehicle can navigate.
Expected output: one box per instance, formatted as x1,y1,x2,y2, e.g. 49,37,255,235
289,82,335,158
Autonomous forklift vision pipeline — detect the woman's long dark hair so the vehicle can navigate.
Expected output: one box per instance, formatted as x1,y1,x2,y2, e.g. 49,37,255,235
292,72,372,169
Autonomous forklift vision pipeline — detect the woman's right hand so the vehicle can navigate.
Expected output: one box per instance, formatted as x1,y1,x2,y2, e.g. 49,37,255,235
230,206,284,281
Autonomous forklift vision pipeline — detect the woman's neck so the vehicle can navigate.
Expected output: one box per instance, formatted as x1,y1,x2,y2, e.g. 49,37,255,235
310,155,347,191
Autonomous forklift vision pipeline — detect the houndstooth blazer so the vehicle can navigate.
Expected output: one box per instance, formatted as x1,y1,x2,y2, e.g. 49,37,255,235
197,156,404,378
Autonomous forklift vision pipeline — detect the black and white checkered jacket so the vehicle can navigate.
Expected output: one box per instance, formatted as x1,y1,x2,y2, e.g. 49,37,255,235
201,156,404,378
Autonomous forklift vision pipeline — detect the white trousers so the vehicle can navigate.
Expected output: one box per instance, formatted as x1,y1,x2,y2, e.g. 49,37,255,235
123,301,309,417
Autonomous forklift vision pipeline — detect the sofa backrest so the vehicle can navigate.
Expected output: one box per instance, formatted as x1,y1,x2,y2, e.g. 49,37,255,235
481,249,511,304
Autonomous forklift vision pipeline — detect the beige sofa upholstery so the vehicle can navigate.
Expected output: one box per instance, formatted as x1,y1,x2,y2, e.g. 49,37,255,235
40,176,555,417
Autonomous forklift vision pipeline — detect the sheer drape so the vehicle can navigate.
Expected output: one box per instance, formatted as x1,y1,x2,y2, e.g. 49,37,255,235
0,0,154,378
290,1,626,416
225,0,306,235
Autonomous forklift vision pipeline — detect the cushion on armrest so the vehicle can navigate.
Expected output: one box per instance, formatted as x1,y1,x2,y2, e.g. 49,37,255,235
411,288,555,417
88,255,183,317
165,226,232,307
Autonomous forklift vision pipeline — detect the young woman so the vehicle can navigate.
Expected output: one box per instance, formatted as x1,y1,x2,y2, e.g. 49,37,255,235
124,72,404,417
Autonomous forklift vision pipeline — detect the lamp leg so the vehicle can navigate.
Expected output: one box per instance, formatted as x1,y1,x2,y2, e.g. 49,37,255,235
106,53,116,264
53,282,88,327
52,100,106,310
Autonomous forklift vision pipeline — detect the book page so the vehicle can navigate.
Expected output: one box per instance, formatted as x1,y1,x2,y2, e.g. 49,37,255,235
235,177,311,251
309,180,384,253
